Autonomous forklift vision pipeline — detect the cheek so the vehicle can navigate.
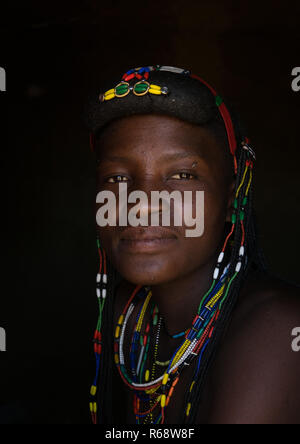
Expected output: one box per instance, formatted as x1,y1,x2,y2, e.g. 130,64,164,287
202,191,228,241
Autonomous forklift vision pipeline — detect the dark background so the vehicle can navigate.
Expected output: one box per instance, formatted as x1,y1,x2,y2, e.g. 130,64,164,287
0,0,299,424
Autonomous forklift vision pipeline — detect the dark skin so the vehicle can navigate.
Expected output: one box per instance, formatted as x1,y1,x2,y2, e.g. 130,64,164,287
95,114,300,424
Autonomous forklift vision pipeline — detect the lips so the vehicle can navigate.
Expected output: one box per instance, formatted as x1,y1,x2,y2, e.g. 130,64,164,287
119,227,178,253
120,227,177,241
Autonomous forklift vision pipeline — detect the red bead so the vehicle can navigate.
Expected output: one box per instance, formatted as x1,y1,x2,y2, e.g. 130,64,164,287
192,315,199,325
208,327,214,338
124,73,135,81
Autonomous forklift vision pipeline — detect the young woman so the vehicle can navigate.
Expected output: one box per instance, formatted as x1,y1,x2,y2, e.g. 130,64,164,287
86,66,300,424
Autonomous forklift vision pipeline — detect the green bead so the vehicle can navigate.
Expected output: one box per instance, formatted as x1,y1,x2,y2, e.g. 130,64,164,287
215,95,223,107
240,211,245,221
233,198,238,209
134,83,148,93
242,196,248,206
153,314,158,326
231,213,237,224
115,84,129,95
196,328,204,339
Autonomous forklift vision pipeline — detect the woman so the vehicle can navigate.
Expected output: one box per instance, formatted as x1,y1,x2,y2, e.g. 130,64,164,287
85,66,300,424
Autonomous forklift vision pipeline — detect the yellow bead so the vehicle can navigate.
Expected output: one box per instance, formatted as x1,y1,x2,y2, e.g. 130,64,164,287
149,88,161,95
104,93,115,101
105,88,115,95
89,402,93,412
149,84,161,90
93,402,97,413
118,315,124,325
189,381,195,393
115,326,120,338
145,369,150,381
114,353,119,364
161,394,166,408
162,373,169,386
186,402,191,416
90,385,97,396
146,387,158,395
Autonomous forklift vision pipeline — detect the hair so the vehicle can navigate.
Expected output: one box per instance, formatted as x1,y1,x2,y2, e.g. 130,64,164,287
86,66,269,424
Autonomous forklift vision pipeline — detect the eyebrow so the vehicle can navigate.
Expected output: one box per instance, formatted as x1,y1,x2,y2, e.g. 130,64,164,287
99,151,204,163
160,151,204,161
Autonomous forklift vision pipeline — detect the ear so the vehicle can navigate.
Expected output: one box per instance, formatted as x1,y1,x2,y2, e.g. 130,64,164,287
225,179,236,223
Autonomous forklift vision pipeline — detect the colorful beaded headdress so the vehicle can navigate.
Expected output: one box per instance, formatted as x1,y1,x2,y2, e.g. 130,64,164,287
86,65,257,174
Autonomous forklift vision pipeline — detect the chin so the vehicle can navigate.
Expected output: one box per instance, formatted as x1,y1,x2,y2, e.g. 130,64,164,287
114,254,179,286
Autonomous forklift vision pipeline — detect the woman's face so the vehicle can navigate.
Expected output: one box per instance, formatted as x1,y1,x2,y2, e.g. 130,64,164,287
95,114,235,286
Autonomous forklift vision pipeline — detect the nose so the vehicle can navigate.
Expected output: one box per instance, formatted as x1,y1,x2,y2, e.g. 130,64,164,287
125,175,165,226
133,198,161,226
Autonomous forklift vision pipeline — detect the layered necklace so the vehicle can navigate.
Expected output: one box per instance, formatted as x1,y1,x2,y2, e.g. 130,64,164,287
113,261,232,424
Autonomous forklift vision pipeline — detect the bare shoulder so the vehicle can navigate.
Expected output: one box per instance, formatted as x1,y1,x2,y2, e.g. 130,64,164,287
207,269,300,424
236,269,300,340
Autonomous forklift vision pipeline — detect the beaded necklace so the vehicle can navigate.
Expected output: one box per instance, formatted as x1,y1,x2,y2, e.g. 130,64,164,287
113,260,231,424
89,143,255,424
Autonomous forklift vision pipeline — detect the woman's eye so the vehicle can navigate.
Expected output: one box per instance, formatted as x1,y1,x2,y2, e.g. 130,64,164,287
106,175,129,183
170,172,195,180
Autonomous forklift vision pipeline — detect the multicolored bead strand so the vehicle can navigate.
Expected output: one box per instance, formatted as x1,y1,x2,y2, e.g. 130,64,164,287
89,239,107,424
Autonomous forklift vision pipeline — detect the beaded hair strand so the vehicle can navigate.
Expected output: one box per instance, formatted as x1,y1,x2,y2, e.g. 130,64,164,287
182,143,267,424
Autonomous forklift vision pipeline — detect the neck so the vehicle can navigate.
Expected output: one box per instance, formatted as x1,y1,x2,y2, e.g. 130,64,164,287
150,253,218,336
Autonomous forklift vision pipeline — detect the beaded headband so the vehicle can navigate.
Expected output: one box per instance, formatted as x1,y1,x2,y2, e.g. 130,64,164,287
98,66,188,102
88,65,256,173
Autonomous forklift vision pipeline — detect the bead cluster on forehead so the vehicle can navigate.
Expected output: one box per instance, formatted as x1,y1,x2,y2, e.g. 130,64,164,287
98,65,190,103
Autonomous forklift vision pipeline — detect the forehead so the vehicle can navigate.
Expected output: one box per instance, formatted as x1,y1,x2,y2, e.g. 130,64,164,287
96,114,226,160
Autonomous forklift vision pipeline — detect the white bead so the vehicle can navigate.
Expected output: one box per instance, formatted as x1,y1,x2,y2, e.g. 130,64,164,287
235,261,242,273
217,252,224,263
96,288,101,298
102,274,107,284
102,288,107,299
213,267,219,280
96,273,101,283
239,246,245,257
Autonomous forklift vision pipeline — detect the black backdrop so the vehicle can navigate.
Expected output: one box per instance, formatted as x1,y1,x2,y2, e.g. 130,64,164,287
0,0,299,424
